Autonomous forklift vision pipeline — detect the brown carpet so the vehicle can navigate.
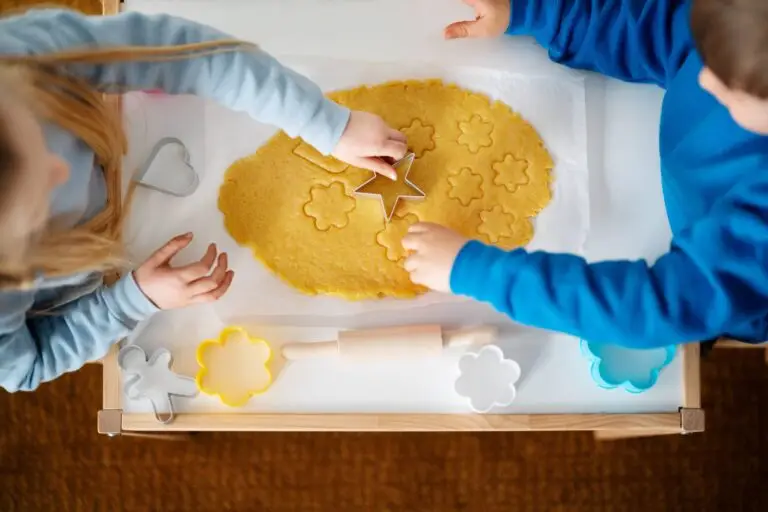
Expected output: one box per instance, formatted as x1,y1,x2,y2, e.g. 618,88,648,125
1,1,768,510
1,350,767,511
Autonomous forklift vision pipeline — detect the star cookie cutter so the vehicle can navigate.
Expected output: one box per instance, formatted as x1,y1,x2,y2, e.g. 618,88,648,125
352,152,426,222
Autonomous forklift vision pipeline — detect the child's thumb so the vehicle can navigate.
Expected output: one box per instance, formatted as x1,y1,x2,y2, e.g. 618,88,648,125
444,20,480,40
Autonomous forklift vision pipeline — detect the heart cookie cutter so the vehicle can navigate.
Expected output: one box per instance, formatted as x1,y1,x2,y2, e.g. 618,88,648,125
134,137,200,197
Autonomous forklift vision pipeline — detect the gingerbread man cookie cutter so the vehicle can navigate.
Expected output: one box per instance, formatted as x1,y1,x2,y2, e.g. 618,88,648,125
118,344,198,424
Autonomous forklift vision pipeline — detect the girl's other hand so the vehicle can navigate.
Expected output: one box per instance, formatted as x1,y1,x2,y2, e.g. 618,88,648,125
445,0,512,39
402,222,469,292
134,233,234,310
332,111,408,180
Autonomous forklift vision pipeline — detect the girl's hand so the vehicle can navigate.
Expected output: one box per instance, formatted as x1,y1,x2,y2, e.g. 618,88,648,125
402,223,469,292
332,111,408,180
134,233,234,309
445,0,512,39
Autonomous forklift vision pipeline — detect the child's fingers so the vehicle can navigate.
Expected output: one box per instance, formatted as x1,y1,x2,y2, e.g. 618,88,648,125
401,233,422,251
193,270,234,303
359,157,397,180
178,243,217,280
145,232,193,268
403,254,422,273
380,139,408,161
444,20,478,40
407,222,434,234
188,253,228,295
388,129,407,143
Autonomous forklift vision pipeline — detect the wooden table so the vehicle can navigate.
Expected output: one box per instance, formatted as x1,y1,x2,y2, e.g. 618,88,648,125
97,0,706,440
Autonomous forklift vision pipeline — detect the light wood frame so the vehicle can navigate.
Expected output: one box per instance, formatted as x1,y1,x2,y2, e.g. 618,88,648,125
97,0,705,440
99,343,703,437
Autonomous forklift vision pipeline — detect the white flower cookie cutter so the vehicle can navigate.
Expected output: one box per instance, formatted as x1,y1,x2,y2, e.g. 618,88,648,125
455,344,521,413
118,344,198,424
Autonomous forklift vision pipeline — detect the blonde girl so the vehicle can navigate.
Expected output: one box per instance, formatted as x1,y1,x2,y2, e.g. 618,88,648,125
0,8,407,392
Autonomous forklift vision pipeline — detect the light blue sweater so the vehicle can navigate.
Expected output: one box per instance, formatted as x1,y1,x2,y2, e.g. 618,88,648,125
0,9,350,392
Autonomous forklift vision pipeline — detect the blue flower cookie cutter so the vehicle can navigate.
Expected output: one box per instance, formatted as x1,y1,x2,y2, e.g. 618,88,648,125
580,340,676,394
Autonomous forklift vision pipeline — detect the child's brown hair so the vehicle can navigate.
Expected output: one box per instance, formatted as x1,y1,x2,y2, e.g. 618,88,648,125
691,0,768,97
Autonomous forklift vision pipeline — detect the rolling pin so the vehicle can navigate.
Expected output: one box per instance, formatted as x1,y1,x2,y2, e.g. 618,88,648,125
281,325,498,361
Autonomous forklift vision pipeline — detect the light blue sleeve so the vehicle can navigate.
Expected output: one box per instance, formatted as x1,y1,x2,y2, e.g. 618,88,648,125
0,273,158,392
0,8,349,154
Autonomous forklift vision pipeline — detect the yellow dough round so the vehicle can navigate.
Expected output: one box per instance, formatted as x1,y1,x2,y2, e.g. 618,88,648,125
219,79,553,299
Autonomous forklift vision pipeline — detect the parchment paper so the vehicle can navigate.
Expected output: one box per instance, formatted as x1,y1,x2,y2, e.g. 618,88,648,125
124,57,588,324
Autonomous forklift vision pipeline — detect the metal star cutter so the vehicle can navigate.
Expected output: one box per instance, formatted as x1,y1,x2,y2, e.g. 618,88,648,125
352,152,426,222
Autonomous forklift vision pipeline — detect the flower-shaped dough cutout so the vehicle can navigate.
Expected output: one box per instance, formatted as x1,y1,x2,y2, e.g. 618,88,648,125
448,167,484,206
458,115,493,153
196,327,272,407
400,119,436,158
455,345,521,413
376,213,420,262
303,181,355,231
580,341,676,394
478,206,517,244
492,154,530,192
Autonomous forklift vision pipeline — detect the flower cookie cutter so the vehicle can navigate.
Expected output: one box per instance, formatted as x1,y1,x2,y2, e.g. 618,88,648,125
455,344,521,413
580,340,676,393
196,326,273,407
118,344,198,424
353,152,426,222
133,136,200,197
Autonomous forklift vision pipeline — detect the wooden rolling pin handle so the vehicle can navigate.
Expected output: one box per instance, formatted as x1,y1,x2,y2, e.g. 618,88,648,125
442,325,499,348
281,341,338,360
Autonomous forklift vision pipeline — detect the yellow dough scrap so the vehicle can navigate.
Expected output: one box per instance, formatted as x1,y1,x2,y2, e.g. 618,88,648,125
219,79,553,299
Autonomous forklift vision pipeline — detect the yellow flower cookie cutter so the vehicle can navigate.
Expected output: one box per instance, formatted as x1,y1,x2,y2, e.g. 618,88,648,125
195,326,273,407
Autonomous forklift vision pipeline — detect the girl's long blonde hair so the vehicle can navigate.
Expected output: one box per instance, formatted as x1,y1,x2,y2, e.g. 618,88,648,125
0,22,254,289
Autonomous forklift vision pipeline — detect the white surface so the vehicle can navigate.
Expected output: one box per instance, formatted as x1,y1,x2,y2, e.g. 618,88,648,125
121,0,681,415
126,58,589,321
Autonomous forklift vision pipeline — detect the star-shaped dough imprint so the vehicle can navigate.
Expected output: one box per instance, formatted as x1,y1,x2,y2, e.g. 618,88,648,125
400,119,436,158
376,213,420,262
303,181,355,231
353,152,426,222
492,154,530,192
448,167,484,206
478,206,517,244
458,115,493,153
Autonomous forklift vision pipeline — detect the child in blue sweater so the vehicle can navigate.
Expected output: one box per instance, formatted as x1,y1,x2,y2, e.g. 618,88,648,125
0,9,407,392
404,0,768,349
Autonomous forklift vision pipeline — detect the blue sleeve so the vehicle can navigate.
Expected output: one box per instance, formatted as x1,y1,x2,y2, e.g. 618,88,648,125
450,174,768,349
0,273,157,392
0,8,348,154
508,0,694,86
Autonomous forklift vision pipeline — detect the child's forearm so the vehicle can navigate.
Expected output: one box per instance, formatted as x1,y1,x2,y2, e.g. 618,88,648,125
508,0,694,87
0,274,157,392
450,192,768,347
0,9,349,154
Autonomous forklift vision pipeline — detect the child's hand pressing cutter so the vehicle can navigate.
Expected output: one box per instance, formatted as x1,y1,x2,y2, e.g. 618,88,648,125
402,222,469,292
332,111,408,180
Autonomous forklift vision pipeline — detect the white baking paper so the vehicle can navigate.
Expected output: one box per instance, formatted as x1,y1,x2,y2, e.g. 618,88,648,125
124,59,588,324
